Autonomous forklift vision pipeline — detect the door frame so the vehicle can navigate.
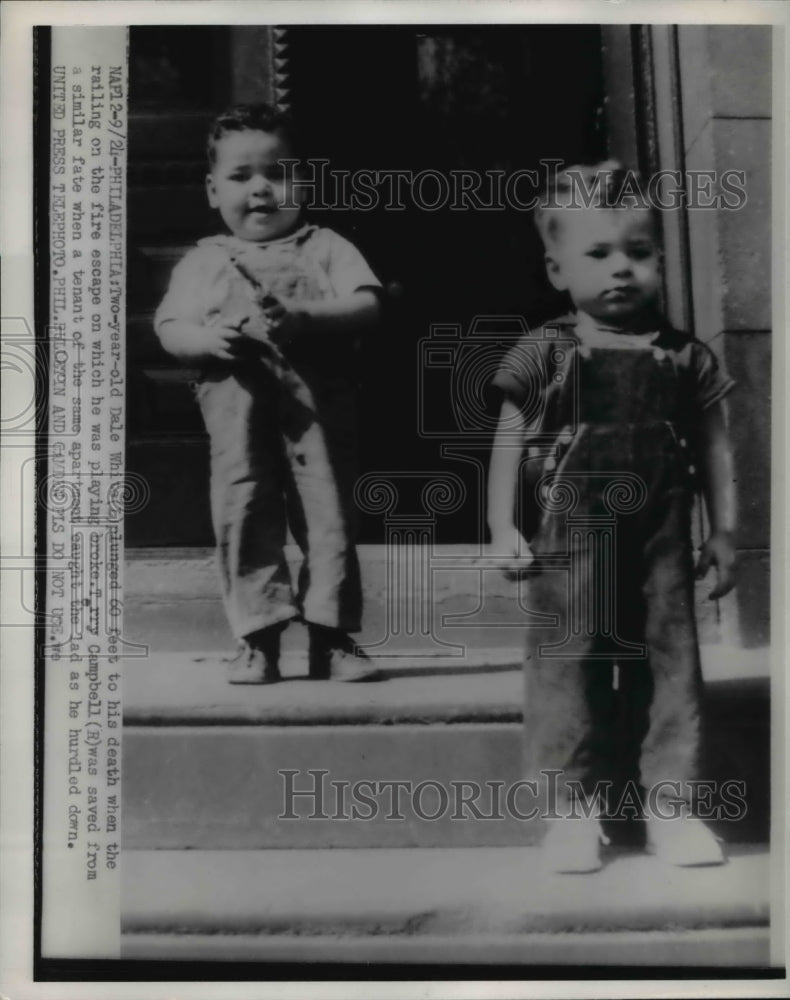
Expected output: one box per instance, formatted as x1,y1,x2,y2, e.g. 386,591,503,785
602,24,694,334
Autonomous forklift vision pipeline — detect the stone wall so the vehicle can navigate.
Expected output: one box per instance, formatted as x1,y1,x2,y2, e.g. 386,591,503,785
678,25,772,646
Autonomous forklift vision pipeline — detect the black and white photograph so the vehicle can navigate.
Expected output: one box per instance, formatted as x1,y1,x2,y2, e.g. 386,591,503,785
0,1,787,995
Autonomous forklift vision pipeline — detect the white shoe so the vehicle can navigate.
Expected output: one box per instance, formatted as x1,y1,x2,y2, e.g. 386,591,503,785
542,816,607,874
646,816,725,867
227,632,282,685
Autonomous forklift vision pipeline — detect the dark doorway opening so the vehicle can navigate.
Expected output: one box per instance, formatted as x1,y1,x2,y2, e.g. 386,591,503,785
288,25,606,541
126,25,606,545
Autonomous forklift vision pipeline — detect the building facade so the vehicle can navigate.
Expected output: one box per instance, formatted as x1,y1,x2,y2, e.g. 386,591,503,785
124,24,772,649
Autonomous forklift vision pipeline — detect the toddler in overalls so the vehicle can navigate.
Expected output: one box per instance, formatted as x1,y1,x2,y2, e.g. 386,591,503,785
155,104,382,683
488,163,736,871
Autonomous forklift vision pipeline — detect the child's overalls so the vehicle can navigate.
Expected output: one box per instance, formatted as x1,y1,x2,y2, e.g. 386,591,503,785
522,335,705,810
195,232,362,640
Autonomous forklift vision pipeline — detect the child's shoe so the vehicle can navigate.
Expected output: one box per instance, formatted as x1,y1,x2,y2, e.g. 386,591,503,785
541,816,608,874
308,625,383,682
646,816,725,867
228,625,283,685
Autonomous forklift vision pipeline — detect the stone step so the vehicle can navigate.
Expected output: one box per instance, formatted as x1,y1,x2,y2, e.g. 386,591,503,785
123,645,768,723
123,544,734,651
122,646,770,849
122,927,772,966
120,845,772,966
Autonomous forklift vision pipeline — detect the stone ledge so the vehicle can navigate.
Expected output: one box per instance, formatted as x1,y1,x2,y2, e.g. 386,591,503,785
122,647,770,850
123,544,757,651
122,645,769,727
123,719,769,850
121,926,771,966
122,845,769,939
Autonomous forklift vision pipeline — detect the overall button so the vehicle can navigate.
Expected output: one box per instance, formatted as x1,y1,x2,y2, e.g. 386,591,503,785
653,347,666,361
688,464,696,476
679,437,688,448
545,456,557,472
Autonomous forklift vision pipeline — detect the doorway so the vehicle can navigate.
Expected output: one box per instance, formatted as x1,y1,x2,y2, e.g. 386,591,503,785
126,25,608,545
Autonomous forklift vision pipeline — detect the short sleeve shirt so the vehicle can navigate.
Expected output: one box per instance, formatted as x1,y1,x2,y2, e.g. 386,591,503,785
491,313,735,437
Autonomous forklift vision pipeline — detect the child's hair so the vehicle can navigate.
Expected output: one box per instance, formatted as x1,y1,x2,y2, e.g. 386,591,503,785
207,103,302,166
534,160,655,247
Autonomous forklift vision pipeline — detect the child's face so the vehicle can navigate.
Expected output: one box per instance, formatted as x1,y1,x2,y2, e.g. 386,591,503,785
206,129,303,242
545,208,661,325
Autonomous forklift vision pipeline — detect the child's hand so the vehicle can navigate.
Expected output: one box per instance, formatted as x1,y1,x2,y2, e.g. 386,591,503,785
259,294,309,348
187,317,249,362
695,531,736,599
487,524,535,580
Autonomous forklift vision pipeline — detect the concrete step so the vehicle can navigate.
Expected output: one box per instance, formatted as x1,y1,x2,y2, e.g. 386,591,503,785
124,545,733,652
122,646,770,849
120,845,772,966
122,645,768,723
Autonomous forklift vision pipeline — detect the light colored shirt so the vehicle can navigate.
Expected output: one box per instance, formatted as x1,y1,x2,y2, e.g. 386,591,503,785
155,223,380,333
